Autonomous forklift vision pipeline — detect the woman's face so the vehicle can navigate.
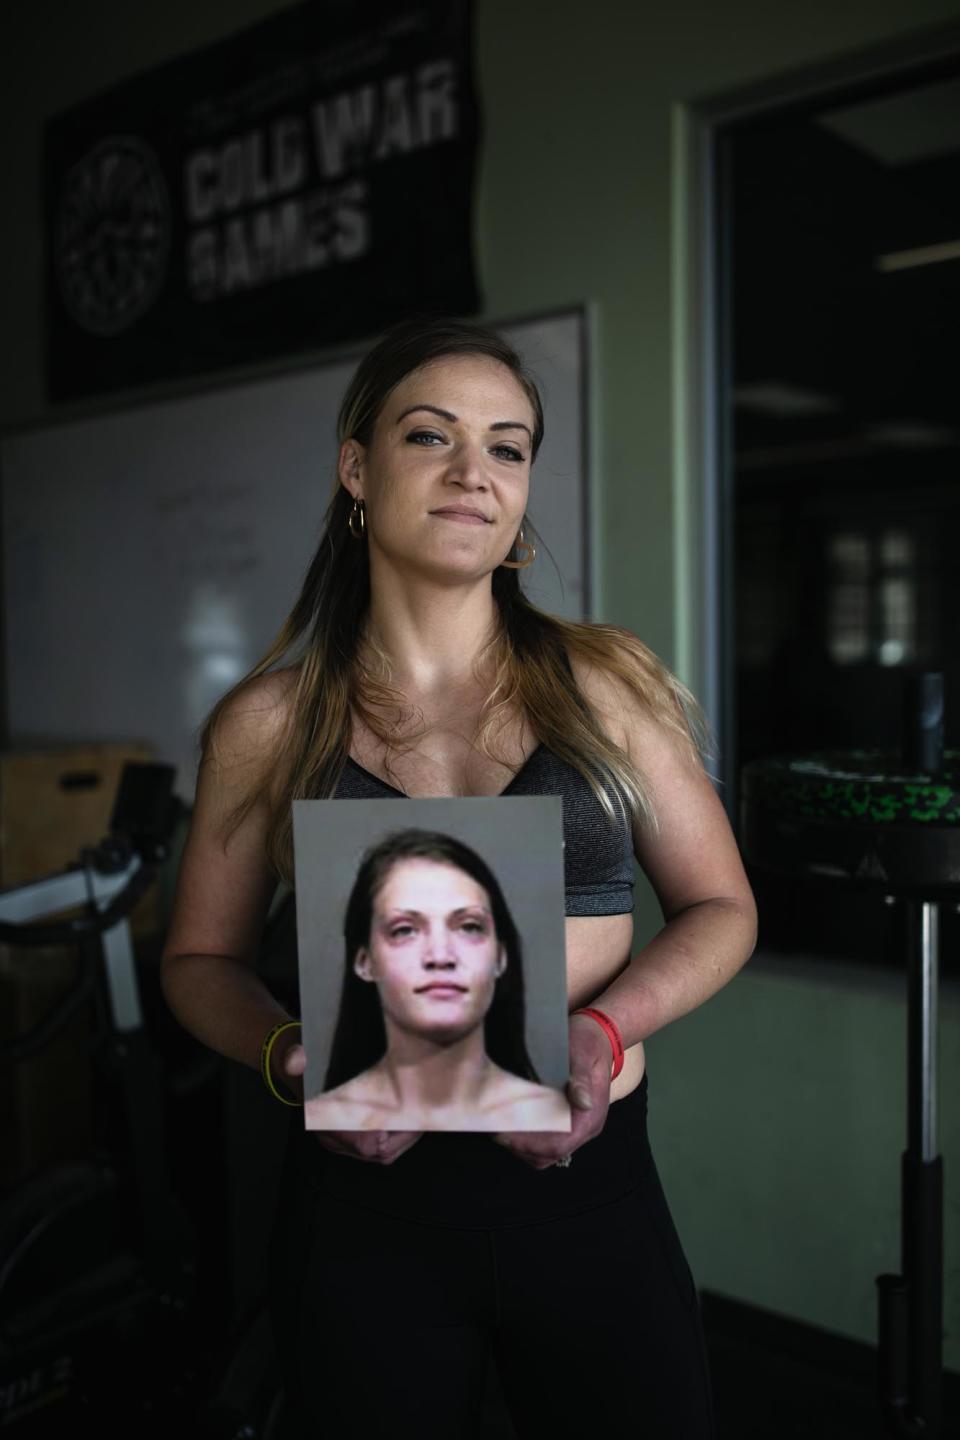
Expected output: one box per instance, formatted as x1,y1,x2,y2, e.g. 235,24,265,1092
354,857,507,1046
338,353,535,581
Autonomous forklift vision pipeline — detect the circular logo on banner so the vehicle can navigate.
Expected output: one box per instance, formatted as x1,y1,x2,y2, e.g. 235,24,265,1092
56,136,170,336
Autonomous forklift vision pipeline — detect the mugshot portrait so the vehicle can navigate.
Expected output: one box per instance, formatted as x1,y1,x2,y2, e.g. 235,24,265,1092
292,796,570,1132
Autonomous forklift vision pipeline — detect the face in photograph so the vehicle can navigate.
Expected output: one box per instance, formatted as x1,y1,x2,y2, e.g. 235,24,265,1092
354,857,507,1046
322,826,543,1105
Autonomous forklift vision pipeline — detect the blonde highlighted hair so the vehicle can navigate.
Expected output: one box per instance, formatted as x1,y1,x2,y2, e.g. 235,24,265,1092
200,317,713,884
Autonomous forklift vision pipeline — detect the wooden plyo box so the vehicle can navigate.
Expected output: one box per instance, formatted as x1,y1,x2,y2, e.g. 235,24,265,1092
0,743,155,888
0,743,155,1187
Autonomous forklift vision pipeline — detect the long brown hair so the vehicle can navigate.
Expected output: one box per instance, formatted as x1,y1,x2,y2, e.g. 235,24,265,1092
201,316,713,883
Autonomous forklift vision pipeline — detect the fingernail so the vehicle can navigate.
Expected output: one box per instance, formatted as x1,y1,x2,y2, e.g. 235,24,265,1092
572,1085,592,1108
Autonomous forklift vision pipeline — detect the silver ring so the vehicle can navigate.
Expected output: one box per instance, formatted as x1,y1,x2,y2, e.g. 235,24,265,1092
554,1153,572,1168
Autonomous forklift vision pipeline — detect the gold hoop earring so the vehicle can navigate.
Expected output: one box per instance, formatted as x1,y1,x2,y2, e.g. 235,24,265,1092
348,496,366,539
500,527,535,570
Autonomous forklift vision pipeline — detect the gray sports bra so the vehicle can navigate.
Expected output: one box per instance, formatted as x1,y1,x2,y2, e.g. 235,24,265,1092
334,743,635,917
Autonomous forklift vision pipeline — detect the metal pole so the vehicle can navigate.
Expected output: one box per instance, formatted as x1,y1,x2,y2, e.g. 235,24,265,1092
919,900,937,1164
902,898,943,1437
908,900,939,1161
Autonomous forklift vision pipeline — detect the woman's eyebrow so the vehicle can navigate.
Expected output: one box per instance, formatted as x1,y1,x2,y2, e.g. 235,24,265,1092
396,404,456,425
395,404,532,440
382,905,491,920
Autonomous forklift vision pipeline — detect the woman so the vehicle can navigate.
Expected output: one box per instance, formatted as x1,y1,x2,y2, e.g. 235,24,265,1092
307,828,569,1132
161,315,757,1438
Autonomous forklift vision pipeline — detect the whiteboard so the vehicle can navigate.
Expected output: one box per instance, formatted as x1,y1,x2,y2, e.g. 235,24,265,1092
1,310,588,800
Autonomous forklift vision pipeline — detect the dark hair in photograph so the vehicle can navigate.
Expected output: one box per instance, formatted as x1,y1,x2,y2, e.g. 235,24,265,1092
323,828,538,1090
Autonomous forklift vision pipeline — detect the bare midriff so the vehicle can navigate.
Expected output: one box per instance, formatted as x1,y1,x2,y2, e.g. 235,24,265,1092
567,912,644,1101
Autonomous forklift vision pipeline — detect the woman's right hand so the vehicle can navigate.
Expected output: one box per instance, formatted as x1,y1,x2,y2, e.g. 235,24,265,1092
275,1037,423,1165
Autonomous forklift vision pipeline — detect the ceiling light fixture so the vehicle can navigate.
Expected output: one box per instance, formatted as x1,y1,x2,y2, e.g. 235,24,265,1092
876,239,960,273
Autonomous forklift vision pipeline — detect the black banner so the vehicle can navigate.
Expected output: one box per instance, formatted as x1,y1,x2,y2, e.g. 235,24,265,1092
44,0,480,401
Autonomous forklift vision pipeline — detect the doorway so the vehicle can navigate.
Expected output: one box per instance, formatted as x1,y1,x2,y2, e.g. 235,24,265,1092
686,29,960,974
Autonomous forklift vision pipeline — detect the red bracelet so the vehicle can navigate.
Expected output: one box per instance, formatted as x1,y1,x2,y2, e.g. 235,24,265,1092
572,1006,625,1080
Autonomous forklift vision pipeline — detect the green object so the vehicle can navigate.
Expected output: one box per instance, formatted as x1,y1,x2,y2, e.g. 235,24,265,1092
741,750,960,827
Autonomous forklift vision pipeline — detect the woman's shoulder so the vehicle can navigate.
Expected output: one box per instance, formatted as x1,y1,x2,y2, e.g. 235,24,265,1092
205,666,299,773
217,665,299,732
480,1074,571,1131
563,627,661,749
562,625,705,771
304,1071,391,1131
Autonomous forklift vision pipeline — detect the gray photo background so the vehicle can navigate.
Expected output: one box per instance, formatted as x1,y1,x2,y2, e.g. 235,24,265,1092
292,796,569,1102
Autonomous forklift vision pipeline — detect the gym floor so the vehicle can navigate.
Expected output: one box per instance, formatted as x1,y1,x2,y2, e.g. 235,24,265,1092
476,1291,960,1438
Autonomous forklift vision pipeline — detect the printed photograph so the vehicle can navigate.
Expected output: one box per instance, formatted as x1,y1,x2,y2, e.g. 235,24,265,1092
292,796,571,1131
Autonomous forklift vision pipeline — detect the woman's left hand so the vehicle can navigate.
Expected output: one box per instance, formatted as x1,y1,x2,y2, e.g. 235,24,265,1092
492,1011,613,1169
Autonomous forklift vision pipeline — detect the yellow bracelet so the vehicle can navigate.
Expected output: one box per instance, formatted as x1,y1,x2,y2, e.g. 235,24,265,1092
260,1020,303,1107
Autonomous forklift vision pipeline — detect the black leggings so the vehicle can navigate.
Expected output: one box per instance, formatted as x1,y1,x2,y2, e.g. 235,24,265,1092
269,1104,716,1438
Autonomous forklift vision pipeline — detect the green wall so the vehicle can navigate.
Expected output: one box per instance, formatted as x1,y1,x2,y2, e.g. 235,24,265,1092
4,0,959,1372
